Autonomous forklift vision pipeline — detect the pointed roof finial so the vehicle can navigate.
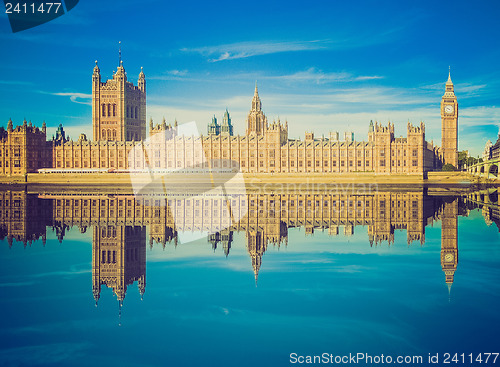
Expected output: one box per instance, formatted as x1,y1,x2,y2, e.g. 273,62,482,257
118,41,122,66
255,80,258,95
446,66,453,85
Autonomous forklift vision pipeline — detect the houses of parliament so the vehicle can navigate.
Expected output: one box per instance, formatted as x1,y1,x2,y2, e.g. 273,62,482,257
1,187,488,306
0,60,459,176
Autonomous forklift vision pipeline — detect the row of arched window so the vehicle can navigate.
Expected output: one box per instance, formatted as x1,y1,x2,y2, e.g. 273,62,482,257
102,129,117,140
126,132,140,141
101,250,116,264
101,104,116,117
100,104,139,119
127,105,138,119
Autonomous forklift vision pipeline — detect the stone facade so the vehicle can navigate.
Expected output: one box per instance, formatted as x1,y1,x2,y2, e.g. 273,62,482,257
0,119,50,176
1,63,457,176
92,61,146,142
441,71,459,167
49,82,436,175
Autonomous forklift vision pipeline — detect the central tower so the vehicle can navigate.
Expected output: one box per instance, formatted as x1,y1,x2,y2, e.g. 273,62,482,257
92,61,146,142
441,70,458,167
246,83,268,136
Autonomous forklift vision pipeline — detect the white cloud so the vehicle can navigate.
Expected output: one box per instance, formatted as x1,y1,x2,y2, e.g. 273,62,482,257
267,67,383,84
181,40,330,62
50,92,92,105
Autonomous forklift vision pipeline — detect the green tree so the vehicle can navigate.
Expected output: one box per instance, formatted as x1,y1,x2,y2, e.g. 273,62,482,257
457,151,468,169
442,163,456,171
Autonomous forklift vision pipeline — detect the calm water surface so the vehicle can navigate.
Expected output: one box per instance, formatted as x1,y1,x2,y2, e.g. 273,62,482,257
0,187,499,367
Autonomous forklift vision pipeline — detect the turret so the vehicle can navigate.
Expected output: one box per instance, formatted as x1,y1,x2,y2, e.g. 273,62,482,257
138,66,146,93
221,108,233,136
246,82,268,135
368,120,375,142
92,60,100,80
208,115,220,136
7,118,13,132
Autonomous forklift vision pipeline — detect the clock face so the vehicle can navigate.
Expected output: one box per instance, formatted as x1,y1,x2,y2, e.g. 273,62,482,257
444,253,454,262
445,105,454,114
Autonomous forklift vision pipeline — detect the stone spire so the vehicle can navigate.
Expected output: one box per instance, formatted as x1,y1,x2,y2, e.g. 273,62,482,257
446,66,453,85
118,41,122,66
247,83,267,135
443,68,455,97
252,81,262,111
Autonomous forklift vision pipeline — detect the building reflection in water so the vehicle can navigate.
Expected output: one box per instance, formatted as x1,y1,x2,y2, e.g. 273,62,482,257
92,225,146,308
1,187,499,308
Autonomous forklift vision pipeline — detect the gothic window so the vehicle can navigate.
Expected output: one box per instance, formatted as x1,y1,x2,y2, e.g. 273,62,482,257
102,129,106,139
113,104,116,117
113,130,117,139
135,106,138,119
108,129,112,140
107,104,111,117
126,106,129,118
102,104,106,117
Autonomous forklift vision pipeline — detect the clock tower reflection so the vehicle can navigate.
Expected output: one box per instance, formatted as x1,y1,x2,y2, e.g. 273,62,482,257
440,198,459,294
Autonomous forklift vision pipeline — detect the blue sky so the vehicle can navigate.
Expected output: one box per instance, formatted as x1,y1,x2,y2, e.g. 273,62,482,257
1,0,499,156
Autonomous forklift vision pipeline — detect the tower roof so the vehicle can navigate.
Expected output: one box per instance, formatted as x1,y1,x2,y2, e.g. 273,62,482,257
446,67,453,86
251,82,262,112
443,68,455,97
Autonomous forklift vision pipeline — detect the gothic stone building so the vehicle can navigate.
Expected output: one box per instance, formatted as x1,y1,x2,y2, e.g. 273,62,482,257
0,62,458,176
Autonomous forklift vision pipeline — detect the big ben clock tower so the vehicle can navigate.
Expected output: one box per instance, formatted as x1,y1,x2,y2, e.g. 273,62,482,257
441,198,458,294
441,69,458,167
